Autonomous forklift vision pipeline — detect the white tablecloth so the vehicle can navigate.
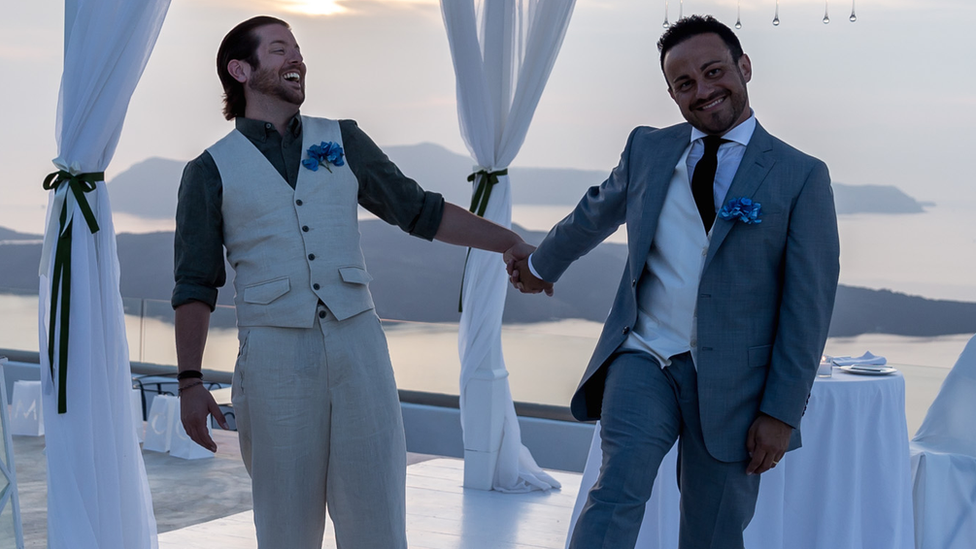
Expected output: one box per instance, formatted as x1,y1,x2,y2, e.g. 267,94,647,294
568,370,915,549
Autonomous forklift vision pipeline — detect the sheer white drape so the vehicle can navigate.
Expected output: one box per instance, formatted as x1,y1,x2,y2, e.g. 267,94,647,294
38,0,170,547
441,0,575,492
910,335,976,548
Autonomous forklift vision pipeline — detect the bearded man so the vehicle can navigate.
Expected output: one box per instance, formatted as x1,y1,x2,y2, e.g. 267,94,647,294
173,15,532,549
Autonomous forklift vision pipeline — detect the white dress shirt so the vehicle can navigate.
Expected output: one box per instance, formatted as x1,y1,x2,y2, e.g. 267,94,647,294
529,114,757,367
688,113,756,213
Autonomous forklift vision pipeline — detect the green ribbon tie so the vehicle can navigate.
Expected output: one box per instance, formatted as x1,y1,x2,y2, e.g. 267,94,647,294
458,169,507,312
42,170,102,414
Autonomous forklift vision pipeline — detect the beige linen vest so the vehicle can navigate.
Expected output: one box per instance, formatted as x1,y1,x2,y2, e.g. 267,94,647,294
208,116,374,327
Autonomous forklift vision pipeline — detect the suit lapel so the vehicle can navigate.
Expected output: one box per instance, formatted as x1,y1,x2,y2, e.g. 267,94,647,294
702,123,775,274
629,124,693,274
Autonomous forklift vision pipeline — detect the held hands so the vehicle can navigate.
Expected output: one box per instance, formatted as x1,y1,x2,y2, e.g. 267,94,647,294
180,383,229,453
503,242,553,296
745,412,792,475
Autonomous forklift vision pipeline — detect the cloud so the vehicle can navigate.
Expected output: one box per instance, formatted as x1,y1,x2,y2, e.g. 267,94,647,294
237,0,438,18
0,45,40,60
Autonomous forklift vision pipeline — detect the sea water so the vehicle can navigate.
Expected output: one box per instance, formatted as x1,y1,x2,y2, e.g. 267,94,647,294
1,202,973,434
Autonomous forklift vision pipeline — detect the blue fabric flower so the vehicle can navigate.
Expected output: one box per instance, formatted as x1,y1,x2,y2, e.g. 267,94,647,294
718,197,762,224
303,141,345,173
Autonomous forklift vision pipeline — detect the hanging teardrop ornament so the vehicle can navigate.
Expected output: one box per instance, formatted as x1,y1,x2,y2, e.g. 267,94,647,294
663,0,670,28
850,0,857,22
823,0,830,24
773,0,781,26
735,0,742,29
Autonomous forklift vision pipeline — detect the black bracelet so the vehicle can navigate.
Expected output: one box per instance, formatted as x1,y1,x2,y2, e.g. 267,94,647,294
177,370,204,381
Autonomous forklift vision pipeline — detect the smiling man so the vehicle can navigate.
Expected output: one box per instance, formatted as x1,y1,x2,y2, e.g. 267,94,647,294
171,15,532,549
506,15,840,549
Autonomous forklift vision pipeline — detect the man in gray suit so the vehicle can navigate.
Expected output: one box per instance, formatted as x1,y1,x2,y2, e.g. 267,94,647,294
508,15,840,549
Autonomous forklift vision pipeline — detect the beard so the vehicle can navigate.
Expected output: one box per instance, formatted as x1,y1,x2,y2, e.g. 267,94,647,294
686,70,750,135
247,64,304,106
691,92,747,135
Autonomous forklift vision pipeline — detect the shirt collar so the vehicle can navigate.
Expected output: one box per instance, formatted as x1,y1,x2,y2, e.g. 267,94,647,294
689,110,756,147
235,112,303,142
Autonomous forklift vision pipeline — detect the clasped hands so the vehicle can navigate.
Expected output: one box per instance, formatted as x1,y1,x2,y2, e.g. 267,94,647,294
503,242,553,296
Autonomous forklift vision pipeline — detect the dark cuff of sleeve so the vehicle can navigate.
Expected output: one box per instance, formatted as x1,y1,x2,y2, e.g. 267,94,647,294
409,191,445,241
172,284,219,311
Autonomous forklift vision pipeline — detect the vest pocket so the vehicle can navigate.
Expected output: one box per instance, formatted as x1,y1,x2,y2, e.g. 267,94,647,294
338,267,373,285
242,277,291,305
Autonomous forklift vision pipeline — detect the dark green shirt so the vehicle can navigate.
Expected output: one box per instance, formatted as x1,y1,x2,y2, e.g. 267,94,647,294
172,114,444,310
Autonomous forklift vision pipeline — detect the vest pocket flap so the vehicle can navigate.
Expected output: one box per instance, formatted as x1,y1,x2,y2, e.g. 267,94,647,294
339,267,373,285
242,277,291,305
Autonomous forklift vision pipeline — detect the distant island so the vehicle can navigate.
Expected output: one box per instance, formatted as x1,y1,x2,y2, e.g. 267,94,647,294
106,145,930,220
3,146,951,337
2,220,973,339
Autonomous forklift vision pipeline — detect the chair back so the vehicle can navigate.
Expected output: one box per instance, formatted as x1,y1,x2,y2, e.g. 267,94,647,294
912,334,976,456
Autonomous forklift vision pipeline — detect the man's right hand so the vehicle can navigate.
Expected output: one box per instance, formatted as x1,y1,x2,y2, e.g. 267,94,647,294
506,257,554,296
180,383,228,452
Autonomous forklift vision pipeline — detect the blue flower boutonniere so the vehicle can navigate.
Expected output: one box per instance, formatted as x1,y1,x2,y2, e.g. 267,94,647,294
718,197,762,225
302,141,345,173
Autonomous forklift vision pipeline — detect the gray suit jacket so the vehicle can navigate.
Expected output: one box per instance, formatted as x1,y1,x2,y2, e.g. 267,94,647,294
532,122,840,462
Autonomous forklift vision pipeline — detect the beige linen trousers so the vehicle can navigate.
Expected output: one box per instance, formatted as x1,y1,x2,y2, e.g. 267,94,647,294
232,304,407,549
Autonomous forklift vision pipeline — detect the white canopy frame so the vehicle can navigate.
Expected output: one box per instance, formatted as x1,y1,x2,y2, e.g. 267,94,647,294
442,0,576,492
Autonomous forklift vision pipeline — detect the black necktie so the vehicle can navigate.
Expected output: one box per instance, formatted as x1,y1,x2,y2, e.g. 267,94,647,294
692,135,726,233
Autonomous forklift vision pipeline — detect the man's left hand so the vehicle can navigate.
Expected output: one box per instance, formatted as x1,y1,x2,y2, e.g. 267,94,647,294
745,413,792,475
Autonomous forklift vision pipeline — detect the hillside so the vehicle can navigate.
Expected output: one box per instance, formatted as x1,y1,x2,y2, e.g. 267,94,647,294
106,147,929,219
2,222,973,338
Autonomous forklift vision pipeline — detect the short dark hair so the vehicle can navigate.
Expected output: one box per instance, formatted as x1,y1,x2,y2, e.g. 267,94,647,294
657,15,743,73
217,16,290,120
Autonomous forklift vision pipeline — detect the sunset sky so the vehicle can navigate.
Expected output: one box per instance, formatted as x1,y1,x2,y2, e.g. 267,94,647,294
2,0,975,228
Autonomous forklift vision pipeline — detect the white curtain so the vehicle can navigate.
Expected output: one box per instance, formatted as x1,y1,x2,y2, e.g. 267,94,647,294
38,0,170,547
442,0,575,492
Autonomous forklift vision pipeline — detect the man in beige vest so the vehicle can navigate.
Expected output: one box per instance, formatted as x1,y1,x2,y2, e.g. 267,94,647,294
172,16,532,549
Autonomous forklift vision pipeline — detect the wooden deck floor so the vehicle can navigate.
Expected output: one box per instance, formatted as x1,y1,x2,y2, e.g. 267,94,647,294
158,458,580,549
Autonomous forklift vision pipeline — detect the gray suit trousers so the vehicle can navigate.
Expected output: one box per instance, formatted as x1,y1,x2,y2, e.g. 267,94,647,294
232,305,407,549
569,351,761,549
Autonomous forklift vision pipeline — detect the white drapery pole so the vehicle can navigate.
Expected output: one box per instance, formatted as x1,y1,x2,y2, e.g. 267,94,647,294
38,0,170,547
441,0,576,492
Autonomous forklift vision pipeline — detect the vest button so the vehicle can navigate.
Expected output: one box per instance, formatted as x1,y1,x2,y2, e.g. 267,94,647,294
308,254,315,260
295,199,303,206
302,225,309,232
632,279,637,287
622,326,630,335
313,283,320,290
318,310,326,319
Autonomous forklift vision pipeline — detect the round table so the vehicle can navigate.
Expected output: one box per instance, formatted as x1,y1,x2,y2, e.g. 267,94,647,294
568,369,915,549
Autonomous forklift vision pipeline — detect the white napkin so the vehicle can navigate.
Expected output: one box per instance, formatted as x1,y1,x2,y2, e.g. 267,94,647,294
829,351,887,367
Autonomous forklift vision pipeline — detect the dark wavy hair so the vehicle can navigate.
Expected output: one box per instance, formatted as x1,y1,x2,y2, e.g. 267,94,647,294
657,15,743,73
217,16,291,120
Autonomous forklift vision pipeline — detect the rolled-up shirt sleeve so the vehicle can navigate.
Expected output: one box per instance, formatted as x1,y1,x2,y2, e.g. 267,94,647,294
341,120,444,241
172,152,226,310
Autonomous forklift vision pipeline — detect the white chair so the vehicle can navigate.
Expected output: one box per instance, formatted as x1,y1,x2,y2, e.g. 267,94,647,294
143,394,178,453
910,334,976,549
0,358,26,547
9,381,43,437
